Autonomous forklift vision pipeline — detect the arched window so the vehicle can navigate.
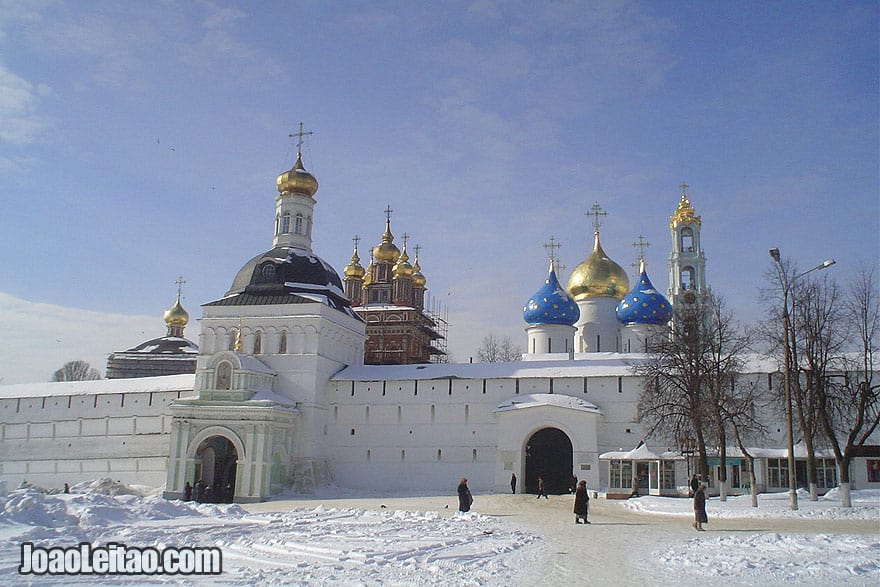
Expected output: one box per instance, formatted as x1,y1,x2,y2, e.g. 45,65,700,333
281,212,291,234
295,213,304,234
216,362,232,390
274,214,280,235
228,329,238,350
681,266,695,290
681,227,695,252
253,331,262,354
279,332,287,354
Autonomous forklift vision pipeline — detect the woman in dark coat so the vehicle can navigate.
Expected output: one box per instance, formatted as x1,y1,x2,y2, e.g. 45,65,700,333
573,480,590,524
457,477,473,512
693,483,708,531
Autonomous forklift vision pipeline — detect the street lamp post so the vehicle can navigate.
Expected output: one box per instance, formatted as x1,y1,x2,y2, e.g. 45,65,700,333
678,434,696,493
769,248,835,511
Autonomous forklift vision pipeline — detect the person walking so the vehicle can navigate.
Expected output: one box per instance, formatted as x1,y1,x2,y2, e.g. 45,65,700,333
536,475,548,499
510,473,517,494
573,480,590,524
184,481,193,501
457,477,474,513
693,483,708,531
689,474,699,497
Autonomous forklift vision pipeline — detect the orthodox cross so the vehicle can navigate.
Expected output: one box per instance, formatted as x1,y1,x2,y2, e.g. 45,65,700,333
289,122,314,156
413,244,421,262
352,235,361,253
586,202,607,232
543,236,561,264
680,182,689,197
174,276,186,298
384,205,394,221
632,235,650,271
402,233,410,250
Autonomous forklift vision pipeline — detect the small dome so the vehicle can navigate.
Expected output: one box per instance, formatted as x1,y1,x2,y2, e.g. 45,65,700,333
372,218,400,263
670,191,701,228
616,260,673,325
412,255,426,287
363,260,374,286
163,296,189,327
523,261,580,326
276,152,319,197
567,232,629,301
393,244,413,278
343,243,365,279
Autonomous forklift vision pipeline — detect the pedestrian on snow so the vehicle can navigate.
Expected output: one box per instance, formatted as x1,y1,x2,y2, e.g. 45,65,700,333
184,481,193,501
457,478,474,512
536,476,548,499
689,474,699,497
63,483,70,494
693,483,708,531
573,480,590,524
510,473,517,494
195,479,205,503
570,475,578,493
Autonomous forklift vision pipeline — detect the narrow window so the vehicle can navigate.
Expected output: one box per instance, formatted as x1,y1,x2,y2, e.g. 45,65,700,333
274,214,280,235
365,406,370,423
618,377,623,393
367,449,371,462
431,405,436,423
472,449,477,462
548,337,552,353
681,227,694,252
294,212,304,234
216,362,232,390
397,405,402,423
583,378,588,394
334,405,338,422
515,379,520,394
401,449,406,461
464,404,469,422
281,212,291,233
596,334,601,352
437,449,442,461
253,331,262,354
279,332,287,354
549,379,554,394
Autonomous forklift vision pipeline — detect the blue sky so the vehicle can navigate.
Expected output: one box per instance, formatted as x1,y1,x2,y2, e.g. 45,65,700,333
1,0,877,383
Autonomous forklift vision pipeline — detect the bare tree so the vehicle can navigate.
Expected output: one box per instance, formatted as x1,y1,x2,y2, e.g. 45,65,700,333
52,360,102,382
814,264,880,507
635,295,758,500
477,334,522,362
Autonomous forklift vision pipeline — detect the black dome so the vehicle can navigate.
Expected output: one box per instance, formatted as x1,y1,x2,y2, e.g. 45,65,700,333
218,246,357,317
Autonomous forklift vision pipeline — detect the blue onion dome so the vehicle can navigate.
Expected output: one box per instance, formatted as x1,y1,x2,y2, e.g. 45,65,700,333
616,260,673,325
523,261,581,325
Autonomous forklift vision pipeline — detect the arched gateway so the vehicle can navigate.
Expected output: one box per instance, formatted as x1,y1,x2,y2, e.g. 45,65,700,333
525,427,573,494
194,435,238,503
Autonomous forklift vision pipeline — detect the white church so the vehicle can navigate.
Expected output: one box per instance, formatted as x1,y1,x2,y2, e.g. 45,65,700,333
1,141,876,502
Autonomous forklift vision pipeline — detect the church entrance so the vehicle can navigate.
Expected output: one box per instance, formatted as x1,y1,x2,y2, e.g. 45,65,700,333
193,436,238,503
525,427,573,494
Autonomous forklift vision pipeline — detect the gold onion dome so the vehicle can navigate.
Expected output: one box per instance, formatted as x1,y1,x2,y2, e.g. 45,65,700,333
276,152,319,197
363,260,375,286
163,295,189,328
412,255,426,287
343,244,365,279
567,232,630,301
670,192,700,228
393,245,413,278
372,218,400,263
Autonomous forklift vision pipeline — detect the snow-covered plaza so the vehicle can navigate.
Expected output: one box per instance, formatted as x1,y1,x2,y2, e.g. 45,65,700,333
1,479,877,586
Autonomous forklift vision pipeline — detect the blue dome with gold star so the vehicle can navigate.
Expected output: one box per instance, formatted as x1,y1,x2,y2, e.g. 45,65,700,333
523,262,580,326
616,261,672,325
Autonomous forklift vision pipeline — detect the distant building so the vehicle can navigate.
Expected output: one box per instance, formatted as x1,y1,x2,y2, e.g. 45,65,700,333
343,211,444,365
105,290,198,379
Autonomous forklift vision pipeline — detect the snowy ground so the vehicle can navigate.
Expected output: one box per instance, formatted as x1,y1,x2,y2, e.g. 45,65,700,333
0,479,878,585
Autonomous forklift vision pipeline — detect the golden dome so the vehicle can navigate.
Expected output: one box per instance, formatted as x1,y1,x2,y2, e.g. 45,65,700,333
393,244,413,278
363,260,374,286
670,192,700,228
567,232,630,301
412,255,426,287
372,218,400,263
343,243,365,279
163,295,189,328
276,152,318,197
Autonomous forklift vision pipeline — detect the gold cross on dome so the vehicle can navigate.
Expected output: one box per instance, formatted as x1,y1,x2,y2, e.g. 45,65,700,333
680,182,689,197
632,235,651,261
289,122,314,156
414,244,421,258
174,276,186,297
586,202,607,232
352,235,361,249
543,236,561,262
402,233,409,248
384,205,393,221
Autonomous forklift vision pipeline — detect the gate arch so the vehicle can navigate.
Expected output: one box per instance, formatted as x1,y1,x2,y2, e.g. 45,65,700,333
525,427,573,494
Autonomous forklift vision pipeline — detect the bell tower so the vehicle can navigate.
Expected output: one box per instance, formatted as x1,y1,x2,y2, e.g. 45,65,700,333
667,183,708,308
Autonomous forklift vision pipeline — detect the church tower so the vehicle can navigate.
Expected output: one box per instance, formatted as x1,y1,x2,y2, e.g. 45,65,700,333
164,127,366,503
523,256,580,357
567,203,629,353
667,183,708,308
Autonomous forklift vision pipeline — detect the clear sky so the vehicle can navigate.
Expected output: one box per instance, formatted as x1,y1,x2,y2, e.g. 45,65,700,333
1,1,877,384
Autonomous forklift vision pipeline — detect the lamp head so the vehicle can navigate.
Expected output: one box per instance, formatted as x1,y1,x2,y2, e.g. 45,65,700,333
822,259,836,268
769,248,781,262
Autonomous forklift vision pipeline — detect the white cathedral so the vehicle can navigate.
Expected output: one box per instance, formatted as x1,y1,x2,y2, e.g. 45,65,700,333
1,142,876,501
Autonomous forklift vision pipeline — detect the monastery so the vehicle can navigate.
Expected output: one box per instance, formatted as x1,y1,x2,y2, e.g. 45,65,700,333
1,139,876,502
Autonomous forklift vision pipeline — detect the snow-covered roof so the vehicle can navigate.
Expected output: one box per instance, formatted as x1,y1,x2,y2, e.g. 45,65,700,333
334,354,640,381
494,393,601,414
0,374,195,399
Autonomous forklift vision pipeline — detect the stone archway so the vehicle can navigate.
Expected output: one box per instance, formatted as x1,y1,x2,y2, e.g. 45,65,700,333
194,436,238,503
525,427,573,494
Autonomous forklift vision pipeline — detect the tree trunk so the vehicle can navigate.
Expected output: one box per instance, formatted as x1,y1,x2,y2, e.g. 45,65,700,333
748,456,758,507
719,435,728,502
838,457,852,508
